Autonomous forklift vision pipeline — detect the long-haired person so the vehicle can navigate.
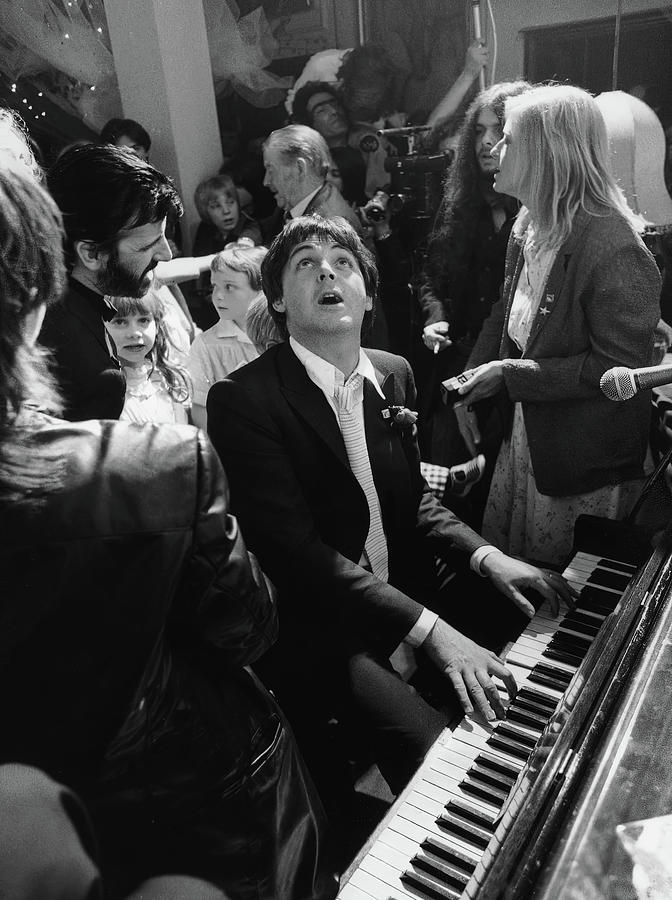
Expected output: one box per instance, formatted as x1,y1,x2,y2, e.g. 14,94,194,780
420,81,530,516
455,84,661,565
0,161,335,899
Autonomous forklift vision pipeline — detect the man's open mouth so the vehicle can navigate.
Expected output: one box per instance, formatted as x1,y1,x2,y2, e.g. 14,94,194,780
319,291,343,305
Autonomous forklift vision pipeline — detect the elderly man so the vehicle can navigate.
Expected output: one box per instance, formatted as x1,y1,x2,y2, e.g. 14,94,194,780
206,215,570,817
41,144,181,420
261,124,362,243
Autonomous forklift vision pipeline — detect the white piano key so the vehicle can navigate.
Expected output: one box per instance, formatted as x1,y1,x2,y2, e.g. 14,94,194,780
392,805,485,863
338,882,379,900
338,548,637,899
347,864,418,900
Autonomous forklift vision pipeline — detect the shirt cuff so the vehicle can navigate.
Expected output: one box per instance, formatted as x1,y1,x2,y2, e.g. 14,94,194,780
470,545,502,577
405,608,439,648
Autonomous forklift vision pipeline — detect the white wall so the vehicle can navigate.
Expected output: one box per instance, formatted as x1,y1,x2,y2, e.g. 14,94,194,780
105,0,222,253
489,0,668,80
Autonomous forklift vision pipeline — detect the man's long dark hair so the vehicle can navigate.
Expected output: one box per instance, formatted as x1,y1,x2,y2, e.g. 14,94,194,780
425,81,529,300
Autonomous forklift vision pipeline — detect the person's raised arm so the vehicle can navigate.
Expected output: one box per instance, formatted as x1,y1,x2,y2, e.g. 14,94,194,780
426,41,489,130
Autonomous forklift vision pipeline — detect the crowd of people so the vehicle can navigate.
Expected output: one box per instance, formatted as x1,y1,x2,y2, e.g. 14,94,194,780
1,36,670,899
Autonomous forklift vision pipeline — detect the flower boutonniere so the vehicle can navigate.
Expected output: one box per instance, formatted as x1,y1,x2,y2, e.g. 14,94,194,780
381,404,418,436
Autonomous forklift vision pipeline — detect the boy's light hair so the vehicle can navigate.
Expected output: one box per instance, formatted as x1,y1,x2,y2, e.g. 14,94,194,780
194,173,239,224
505,84,636,248
211,245,268,293
245,293,283,353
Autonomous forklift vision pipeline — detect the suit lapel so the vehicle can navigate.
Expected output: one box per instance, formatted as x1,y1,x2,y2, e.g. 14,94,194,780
276,343,349,468
363,367,406,501
304,181,329,216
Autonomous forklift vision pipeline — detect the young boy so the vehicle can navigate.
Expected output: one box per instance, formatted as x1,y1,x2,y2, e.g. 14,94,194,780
193,174,261,257
187,245,267,429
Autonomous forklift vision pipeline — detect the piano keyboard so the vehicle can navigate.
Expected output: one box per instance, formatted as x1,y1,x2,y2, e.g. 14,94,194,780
337,551,638,900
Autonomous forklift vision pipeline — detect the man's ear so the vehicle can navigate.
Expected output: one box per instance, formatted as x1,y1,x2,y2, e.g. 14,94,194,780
272,296,286,313
365,295,373,312
74,240,106,272
296,157,307,178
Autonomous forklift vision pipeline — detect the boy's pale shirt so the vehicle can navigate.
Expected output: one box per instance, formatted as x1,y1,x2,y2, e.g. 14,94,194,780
186,320,258,407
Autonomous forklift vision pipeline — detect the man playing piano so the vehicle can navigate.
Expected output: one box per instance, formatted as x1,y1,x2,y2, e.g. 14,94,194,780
206,215,571,824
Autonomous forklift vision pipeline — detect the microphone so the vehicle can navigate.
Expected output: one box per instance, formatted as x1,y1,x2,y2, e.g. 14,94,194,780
600,363,672,401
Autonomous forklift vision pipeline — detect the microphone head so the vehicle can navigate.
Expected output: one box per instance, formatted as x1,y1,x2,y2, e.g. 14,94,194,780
600,366,637,401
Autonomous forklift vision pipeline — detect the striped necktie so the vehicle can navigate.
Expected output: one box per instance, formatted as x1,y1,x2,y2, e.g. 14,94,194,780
334,372,388,582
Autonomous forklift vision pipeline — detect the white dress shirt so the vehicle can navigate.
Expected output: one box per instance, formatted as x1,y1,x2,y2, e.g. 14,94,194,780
290,337,438,647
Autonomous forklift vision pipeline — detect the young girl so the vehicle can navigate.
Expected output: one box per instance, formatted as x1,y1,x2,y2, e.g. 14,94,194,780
105,293,191,424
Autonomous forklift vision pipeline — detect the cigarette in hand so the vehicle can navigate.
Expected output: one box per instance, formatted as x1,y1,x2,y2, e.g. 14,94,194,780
434,343,440,355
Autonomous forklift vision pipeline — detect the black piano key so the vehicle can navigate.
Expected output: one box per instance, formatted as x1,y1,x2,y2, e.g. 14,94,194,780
487,732,531,761
506,704,548,732
438,808,493,849
548,632,590,656
560,615,600,638
556,626,593,647
495,721,538,749
576,586,617,614
517,686,558,713
469,760,517,791
564,612,601,633
542,646,584,667
586,568,631,591
528,669,569,692
402,867,462,900
534,663,574,685
421,835,477,874
475,751,521,780
413,847,472,891
592,556,636,574
443,797,498,829
460,772,511,805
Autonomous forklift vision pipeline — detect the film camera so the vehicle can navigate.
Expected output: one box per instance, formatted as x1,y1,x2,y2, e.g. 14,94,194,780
379,125,452,222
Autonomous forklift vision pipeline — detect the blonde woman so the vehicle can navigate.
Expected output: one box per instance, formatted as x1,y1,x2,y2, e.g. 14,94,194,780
455,84,661,565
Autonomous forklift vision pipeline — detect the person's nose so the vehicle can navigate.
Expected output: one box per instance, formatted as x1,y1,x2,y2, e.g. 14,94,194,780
153,235,172,263
317,260,336,281
482,129,496,150
263,171,271,188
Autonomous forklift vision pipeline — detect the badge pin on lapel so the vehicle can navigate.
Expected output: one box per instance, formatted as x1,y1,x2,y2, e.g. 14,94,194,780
539,293,555,316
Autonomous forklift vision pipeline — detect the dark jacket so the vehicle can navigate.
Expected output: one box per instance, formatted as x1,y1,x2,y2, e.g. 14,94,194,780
261,181,363,245
468,208,662,496
0,417,333,899
39,277,126,421
207,343,487,657
421,197,517,342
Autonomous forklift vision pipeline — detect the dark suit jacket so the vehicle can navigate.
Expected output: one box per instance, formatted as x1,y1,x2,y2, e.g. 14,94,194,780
39,277,125,421
468,208,661,496
207,342,487,655
260,181,363,245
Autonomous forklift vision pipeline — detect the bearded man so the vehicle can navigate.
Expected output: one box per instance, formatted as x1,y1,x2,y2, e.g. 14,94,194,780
41,144,182,420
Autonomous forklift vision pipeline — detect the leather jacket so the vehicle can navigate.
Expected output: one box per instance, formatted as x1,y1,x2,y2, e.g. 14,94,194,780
1,416,335,899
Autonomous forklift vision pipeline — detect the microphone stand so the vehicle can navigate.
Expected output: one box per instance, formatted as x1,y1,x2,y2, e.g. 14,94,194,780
471,0,486,92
